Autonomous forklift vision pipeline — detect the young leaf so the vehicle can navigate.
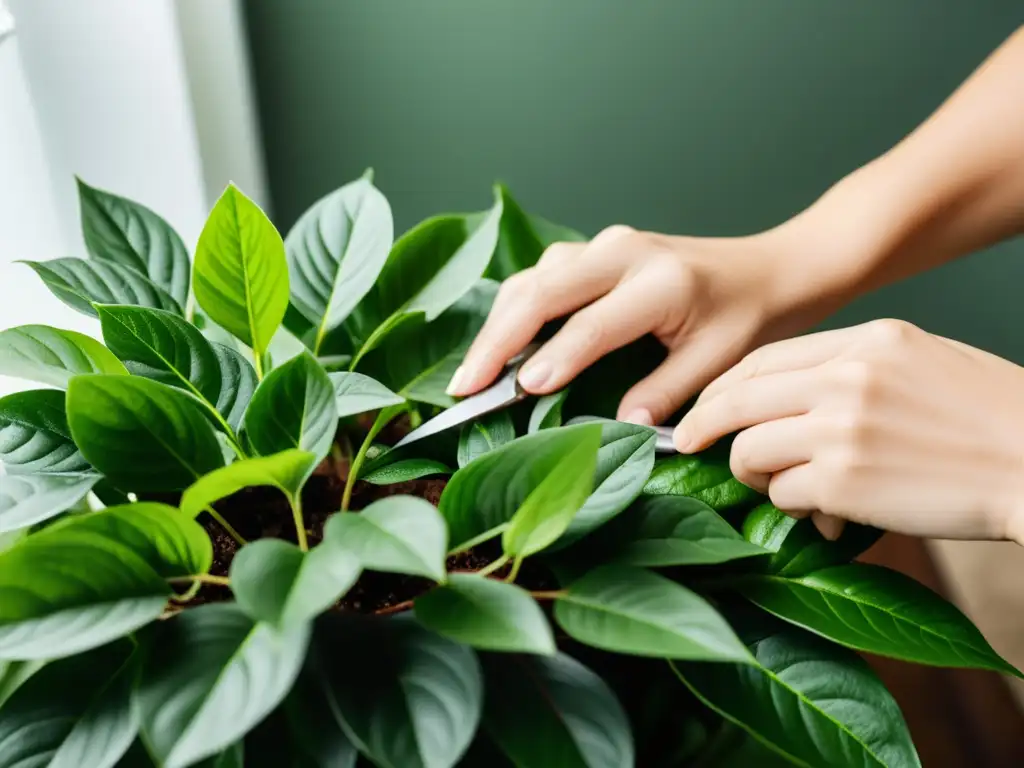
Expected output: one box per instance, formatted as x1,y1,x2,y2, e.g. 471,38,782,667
0,473,99,534
286,173,394,352
180,450,318,518
643,453,761,511
738,563,1021,676
230,538,361,626
483,185,547,281
67,375,225,492
21,258,183,317
0,389,90,474
193,184,289,367
0,325,128,388
361,458,452,485
673,624,921,768
77,178,191,308
136,603,310,768
244,352,338,460
0,503,210,659
528,389,570,433
742,502,883,577
414,574,556,655
457,410,516,468
315,614,483,768
97,304,256,433
0,640,139,768
480,652,634,768
612,495,768,567
328,371,404,418
324,495,448,581
553,565,751,662
503,427,600,557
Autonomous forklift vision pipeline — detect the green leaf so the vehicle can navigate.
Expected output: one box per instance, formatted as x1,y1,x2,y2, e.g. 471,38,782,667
193,183,289,362
77,178,191,308
0,660,43,707
480,652,633,768
315,614,483,768
67,374,225,492
21,258,183,317
244,352,338,460
180,449,318,518
612,495,768,567
0,502,210,659
0,325,128,388
0,640,139,768
136,603,310,768
737,563,1021,675
529,213,587,247
643,452,761,511
0,389,90,473
483,185,546,281
414,574,556,654
457,410,516,468
528,389,570,433
328,371,404,418
502,427,600,558
361,458,452,485
97,304,256,433
554,565,750,661
281,669,359,768
742,502,883,577
286,173,394,352
324,495,447,581
0,473,99,534
674,623,921,768
230,538,360,626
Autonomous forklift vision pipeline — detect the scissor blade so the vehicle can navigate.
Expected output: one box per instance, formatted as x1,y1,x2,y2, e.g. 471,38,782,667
391,369,522,451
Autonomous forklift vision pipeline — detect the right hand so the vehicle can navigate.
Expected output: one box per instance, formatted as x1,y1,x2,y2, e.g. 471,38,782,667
448,222,840,427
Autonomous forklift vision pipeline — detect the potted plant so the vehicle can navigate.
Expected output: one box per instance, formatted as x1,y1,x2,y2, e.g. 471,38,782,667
0,171,1017,768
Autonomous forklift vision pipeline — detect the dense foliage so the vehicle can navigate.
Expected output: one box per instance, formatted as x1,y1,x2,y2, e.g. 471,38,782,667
0,172,1017,768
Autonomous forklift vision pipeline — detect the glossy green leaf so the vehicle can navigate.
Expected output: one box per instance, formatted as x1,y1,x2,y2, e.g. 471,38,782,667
324,495,447,581
0,473,98,534
136,603,310,768
180,449,318,518
67,374,224,492
361,458,452,485
0,503,210,659
554,565,750,662
742,502,883,577
529,213,587,247
315,614,483,768
281,669,359,768
244,352,338,460
457,410,516,468
612,495,768,567
210,342,259,432
0,640,138,768
0,660,43,707
230,538,360,626
0,389,90,474
328,371,404,418
503,427,600,557
21,258,182,317
193,183,289,362
528,389,569,433
674,623,921,768
415,574,556,654
643,452,761,511
0,325,128,388
737,563,1021,675
286,172,394,352
77,178,191,308
480,652,633,768
483,185,546,281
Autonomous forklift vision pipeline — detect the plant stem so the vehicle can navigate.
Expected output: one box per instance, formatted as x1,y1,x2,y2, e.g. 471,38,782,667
529,590,568,601
341,404,403,511
408,405,423,429
254,352,264,381
290,494,309,552
447,524,508,556
476,554,510,578
505,556,523,583
167,573,231,587
375,599,414,616
205,506,246,546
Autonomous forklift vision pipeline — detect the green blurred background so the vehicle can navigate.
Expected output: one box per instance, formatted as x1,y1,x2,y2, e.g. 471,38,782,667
243,1,1024,359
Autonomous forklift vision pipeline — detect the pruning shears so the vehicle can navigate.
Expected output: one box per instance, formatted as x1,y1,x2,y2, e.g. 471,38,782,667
391,343,679,453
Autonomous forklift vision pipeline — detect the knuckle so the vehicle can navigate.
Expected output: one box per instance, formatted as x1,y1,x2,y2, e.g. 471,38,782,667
538,242,575,267
501,270,542,307
867,318,915,348
834,359,876,396
589,224,637,250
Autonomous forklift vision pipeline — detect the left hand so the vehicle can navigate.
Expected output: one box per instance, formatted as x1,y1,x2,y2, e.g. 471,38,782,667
674,319,1024,544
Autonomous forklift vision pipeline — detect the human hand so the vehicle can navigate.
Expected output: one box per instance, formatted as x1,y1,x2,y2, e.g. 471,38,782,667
448,224,838,425
675,319,1024,544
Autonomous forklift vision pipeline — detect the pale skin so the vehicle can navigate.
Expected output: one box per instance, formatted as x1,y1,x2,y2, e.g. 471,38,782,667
448,26,1024,545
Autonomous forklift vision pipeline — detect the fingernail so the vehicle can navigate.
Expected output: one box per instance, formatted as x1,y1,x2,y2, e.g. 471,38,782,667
673,424,691,452
623,408,653,426
518,360,553,391
446,365,468,395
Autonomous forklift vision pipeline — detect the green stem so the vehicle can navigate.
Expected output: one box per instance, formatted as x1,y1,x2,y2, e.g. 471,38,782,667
254,351,265,381
205,506,246,546
341,404,404,511
505,556,523,583
291,494,309,552
408,406,423,429
167,573,231,587
529,589,567,601
477,554,510,578
447,524,508,556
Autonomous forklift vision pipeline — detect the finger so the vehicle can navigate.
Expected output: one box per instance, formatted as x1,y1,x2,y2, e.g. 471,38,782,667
537,241,586,269
812,511,846,541
767,463,816,516
675,367,826,452
728,415,818,492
